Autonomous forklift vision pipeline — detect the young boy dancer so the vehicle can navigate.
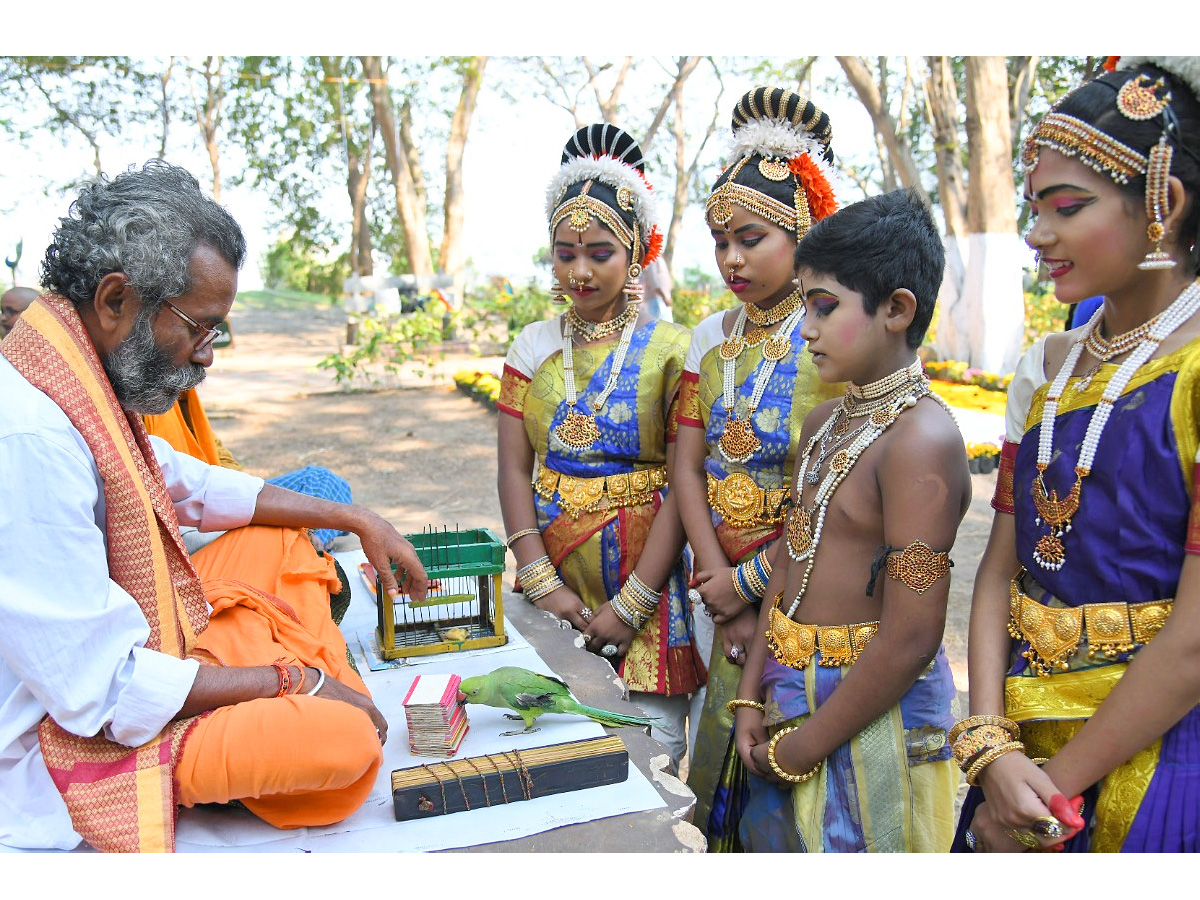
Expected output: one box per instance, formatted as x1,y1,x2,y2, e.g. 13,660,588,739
730,188,971,851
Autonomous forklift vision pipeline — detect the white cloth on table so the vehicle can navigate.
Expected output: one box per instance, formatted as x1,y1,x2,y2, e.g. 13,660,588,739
0,356,263,850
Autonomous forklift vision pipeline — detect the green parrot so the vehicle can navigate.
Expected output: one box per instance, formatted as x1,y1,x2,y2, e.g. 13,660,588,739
457,666,659,736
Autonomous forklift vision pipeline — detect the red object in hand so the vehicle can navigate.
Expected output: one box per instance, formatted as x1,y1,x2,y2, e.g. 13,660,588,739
1049,793,1086,829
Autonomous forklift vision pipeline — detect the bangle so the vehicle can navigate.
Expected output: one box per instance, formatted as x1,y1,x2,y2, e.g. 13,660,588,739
951,723,1015,769
948,714,1020,745
306,668,326,696
270,659,292,698
525,574,565,603
767,726,822,783
506,528,541,548
609,594,648,630
731,567,754,606
964,740,1026,786
725,698,765,715
517,555,555,581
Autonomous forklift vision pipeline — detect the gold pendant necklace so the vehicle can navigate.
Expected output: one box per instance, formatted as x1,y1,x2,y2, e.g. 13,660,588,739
718,301,806,464
553,310,639,451
1031,281,1200,572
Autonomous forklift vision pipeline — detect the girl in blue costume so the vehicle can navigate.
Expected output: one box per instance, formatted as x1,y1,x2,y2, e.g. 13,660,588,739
954,56,1200,853
674,87,843,850
497,125,704,768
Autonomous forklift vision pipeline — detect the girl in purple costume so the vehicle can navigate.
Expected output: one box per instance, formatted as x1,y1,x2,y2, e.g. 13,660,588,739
955,56,1200,853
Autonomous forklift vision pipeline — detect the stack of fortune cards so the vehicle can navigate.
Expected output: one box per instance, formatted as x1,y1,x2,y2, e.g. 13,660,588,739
402,673,469,757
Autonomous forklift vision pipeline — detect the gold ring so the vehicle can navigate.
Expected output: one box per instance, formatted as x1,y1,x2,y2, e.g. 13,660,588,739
1031,816,1065,839
1004,828,1041,850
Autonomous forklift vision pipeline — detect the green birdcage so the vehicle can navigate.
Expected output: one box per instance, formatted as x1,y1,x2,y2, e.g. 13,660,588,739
375,526,508,659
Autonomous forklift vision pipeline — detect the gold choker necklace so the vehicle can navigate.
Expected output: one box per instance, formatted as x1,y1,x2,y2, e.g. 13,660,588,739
566,304,637,342
744,287,803,327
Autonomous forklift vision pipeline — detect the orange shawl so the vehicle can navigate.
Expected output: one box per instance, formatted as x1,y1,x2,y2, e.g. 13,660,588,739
143,388,223,466
1,294,209,852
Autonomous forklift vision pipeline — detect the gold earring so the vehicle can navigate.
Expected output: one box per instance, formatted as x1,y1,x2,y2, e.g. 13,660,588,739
624,263,645,304
1139,138,1176,270
551,278,569,304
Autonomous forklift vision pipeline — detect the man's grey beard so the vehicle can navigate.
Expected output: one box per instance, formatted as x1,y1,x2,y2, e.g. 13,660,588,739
103,305,206,415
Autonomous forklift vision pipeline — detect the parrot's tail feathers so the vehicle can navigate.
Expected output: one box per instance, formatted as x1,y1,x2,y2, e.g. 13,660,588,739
576,705,659,728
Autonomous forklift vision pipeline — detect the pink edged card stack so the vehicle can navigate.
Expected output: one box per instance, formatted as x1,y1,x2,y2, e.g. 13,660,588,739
402,673,469,757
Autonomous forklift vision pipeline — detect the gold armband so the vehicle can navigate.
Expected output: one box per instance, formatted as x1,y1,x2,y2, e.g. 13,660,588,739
885,540,952,594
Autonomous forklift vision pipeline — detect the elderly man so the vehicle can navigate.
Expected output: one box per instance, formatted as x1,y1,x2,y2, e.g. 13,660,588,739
0,161,428,852
0,286,38,337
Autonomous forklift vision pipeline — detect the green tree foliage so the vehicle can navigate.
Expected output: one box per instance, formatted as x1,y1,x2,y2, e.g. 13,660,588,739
0,56,160,177
262,235,349,297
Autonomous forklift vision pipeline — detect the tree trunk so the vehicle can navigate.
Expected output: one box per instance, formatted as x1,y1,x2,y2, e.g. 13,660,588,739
924,57,968,239
188,56,224,201
937,56,1025,373
836,56,931,206
1009,56,1040,147
360,55,435,278
439,56,488,301
158,57,175,159
398,100,429,216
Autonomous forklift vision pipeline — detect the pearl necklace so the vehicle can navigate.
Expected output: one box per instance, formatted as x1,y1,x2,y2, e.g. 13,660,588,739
847,357,924,401
1032,279,1200,571
717,300,807,464
553,310,640,450
565,304,638,342
784,370,932,617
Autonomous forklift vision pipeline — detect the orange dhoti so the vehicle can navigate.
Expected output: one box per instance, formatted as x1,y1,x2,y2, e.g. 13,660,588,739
175,525,382,829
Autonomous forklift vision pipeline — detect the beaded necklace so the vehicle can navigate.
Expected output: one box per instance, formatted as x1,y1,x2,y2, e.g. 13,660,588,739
717,295,806,464
785,365,950,618
554,308,641,450
1032,279,1200,571
565,304,638,342
1076,308,1163,392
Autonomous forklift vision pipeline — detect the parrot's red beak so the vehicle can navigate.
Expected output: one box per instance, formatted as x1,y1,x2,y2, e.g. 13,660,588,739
456,692,467,706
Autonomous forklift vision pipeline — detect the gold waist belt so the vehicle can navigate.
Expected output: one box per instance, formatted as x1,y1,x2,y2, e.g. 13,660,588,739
535,464,667,516
766,598,879,670
1008,571,1172,677
706,471,788,528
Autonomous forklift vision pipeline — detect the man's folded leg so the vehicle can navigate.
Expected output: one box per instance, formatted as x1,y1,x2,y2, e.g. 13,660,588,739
176,694,382,828
180,524,383,827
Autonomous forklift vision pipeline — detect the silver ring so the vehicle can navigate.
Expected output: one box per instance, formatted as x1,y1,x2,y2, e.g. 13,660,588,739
729,646,741,662
582,633,592,644
601,644,619,657
964,829,977,852
579,607,593,620
687,588,702,605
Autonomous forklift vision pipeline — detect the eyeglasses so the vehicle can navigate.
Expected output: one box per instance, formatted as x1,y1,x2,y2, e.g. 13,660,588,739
161,298,223,350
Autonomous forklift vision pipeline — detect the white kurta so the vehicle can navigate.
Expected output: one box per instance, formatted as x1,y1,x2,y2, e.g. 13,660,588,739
0,356,264,850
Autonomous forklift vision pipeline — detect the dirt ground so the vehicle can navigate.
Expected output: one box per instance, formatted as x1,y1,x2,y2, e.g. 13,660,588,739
201,294,998,698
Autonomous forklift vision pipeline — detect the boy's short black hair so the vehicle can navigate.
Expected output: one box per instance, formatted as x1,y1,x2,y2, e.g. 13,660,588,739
794,188,944,349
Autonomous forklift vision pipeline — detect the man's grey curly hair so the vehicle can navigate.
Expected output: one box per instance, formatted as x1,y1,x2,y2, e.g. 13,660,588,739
40,160,246,311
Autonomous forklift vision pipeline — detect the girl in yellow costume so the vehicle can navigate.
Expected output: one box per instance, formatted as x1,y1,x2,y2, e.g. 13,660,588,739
955,56,1200,853
497,125,705,767
675,87,843,849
